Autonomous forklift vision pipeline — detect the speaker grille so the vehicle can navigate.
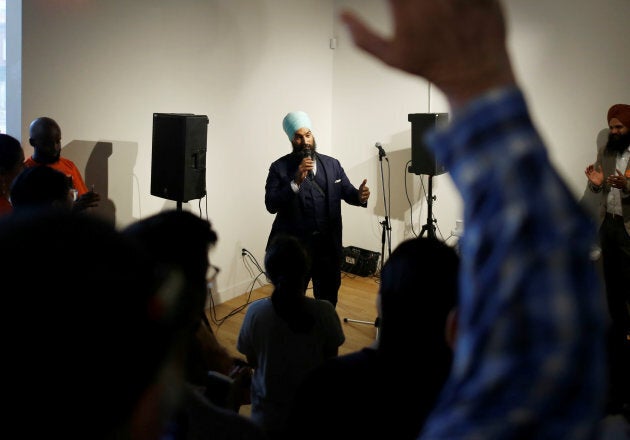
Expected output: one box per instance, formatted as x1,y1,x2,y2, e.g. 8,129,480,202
151,113,209,202
408,113,448,176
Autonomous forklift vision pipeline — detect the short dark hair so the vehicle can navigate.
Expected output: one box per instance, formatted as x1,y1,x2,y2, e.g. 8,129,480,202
378,237,459,353
122,209,218,327
265,234,314,332
9,165,71,210
264,233,310,287
0,134,23,174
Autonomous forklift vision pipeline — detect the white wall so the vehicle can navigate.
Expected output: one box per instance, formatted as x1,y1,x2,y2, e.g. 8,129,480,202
19,0,335,302
333,0,630,257
16,0,630,303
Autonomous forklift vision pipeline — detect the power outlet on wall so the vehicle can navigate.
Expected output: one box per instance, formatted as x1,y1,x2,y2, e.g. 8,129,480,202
452,219,464,237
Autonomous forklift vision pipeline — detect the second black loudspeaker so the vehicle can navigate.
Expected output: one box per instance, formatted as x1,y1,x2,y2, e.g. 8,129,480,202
151,113,209,202
408,113,448,176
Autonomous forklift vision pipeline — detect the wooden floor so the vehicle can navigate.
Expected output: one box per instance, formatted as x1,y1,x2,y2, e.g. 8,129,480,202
205,272,380,417
206,272,380,358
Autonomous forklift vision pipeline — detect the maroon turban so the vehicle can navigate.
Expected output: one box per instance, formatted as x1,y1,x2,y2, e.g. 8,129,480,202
607,104,630,128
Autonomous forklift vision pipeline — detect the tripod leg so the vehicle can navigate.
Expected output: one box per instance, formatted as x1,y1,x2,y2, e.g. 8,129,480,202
343,317,380,340
343,318,378,326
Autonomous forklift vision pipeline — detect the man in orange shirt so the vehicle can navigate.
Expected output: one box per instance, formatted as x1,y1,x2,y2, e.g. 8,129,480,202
26,116,99,211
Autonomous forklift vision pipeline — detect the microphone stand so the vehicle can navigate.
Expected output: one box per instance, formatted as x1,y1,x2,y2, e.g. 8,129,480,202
378,147,391,272
343,144,389,337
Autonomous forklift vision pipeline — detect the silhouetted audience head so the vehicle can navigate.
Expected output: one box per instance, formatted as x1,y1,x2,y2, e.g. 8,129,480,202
0,133,25,214
265,233,311,288
265,234,314,332
10,165,74,211
377,237,459,358
0,209,187,439
0,133,24,177
122,209,218,328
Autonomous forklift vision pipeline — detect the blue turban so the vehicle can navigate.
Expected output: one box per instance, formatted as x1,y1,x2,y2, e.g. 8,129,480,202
282,111,312,140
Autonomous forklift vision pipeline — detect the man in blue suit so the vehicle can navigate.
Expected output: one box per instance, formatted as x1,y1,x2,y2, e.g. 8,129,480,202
265,111,370,307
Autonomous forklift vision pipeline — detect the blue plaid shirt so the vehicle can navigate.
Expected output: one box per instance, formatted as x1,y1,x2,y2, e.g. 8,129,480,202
419,87,608,439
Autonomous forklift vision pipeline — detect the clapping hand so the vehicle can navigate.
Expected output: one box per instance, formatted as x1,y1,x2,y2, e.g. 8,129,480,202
606,168,628,190
584,164,604,187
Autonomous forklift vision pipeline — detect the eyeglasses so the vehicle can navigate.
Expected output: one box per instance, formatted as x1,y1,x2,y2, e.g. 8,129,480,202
207,264,221,289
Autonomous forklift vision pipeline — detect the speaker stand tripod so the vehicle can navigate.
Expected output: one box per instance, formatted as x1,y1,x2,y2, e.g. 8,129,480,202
419,174,437,239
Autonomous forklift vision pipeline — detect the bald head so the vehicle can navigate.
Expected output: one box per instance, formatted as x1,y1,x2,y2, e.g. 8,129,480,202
29,117,60,141
29,117,62,163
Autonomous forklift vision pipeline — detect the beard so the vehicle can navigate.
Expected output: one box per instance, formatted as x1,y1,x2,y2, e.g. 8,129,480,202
606,132,630,154
291,137,317,158
34,149,61,165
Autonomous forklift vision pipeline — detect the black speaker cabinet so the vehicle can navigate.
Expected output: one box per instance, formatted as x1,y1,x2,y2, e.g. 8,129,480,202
151,113,209,202
407,113,448,176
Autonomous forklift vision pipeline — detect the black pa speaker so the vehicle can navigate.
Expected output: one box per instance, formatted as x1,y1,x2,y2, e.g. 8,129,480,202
407,113,448,176
151,113,209,202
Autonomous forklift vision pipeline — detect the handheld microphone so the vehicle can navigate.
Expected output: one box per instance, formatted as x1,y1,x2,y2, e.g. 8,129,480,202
375,142,386,158
302,148,314,180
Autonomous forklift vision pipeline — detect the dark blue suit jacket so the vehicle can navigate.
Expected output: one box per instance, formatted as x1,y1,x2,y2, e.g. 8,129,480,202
265,152,366,254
